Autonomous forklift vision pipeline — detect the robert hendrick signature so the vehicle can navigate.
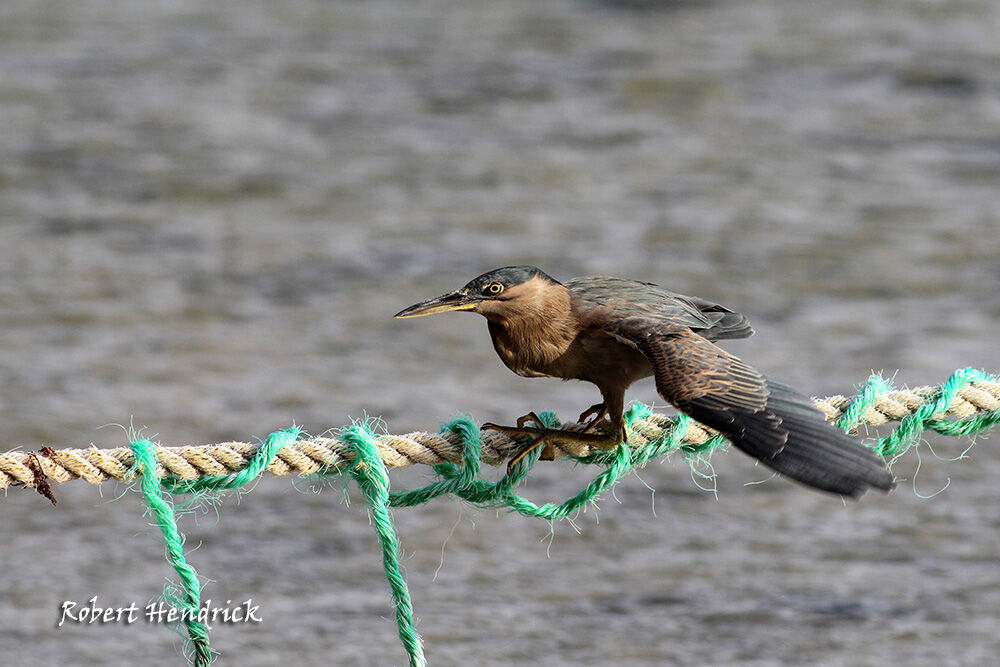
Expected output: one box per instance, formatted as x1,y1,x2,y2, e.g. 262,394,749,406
58,596,261,627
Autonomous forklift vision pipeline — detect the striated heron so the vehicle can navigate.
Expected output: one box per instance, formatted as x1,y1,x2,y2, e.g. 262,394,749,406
396,266,895,498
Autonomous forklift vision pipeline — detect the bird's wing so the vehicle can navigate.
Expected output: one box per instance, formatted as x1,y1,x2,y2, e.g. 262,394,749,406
602,315,895,497
566,276,752,341
604,316,787,456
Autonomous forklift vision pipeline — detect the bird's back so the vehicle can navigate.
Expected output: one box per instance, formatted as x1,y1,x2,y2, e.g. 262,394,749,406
566,276,753,342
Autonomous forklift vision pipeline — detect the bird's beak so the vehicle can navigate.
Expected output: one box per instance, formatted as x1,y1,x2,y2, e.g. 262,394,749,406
394,291,478,318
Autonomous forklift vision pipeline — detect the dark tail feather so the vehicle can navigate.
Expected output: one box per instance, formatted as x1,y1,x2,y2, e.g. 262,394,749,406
730,379,896,499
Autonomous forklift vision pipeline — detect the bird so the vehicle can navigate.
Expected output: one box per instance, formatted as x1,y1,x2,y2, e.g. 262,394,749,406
395,266,895,498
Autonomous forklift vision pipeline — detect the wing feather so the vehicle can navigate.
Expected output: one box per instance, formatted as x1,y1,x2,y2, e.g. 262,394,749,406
602,316,894,497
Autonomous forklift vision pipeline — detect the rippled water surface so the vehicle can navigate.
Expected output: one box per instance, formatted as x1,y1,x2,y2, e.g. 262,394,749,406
3,1,999,665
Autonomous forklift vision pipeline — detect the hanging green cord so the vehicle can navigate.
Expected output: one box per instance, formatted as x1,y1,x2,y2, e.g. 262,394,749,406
130,427,302,667
130,438,214,667
341,425,426,667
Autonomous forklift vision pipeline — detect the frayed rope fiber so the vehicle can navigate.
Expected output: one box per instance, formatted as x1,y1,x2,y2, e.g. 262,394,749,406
5,368,1000,666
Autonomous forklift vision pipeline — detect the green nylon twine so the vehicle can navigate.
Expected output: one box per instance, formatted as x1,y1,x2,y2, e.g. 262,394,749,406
130,427,302,667
341,425,426,667
874,368,1000,457
161,427,302,495
128,368,999,667
130,439,215,667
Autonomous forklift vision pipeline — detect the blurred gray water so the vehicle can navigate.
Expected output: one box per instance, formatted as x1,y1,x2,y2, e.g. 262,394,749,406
2,1,999,665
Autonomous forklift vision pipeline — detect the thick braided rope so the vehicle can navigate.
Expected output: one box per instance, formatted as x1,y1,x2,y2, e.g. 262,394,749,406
3,372,998,491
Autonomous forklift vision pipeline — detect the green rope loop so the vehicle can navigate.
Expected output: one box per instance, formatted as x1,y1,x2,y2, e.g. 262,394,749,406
389,415,482,507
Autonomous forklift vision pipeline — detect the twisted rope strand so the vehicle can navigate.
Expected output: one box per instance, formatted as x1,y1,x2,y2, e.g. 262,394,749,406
130,439,214,666
3,375,998,490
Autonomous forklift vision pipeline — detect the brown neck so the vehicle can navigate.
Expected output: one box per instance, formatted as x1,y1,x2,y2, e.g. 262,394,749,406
480,277,580,370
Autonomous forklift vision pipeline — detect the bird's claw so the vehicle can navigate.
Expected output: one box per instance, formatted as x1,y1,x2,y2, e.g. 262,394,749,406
516,411,548,430
482,410,548,435
578,403,607,427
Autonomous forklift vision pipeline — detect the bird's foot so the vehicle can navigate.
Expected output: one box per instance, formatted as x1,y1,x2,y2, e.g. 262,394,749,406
482,414,556,471
482,415,627,474
480,427,549,472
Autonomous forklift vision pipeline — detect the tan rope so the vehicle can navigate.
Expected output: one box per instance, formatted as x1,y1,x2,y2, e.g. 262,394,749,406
3,380,998,491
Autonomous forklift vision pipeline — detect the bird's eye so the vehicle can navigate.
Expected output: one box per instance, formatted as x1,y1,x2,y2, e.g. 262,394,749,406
485,282,504,295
